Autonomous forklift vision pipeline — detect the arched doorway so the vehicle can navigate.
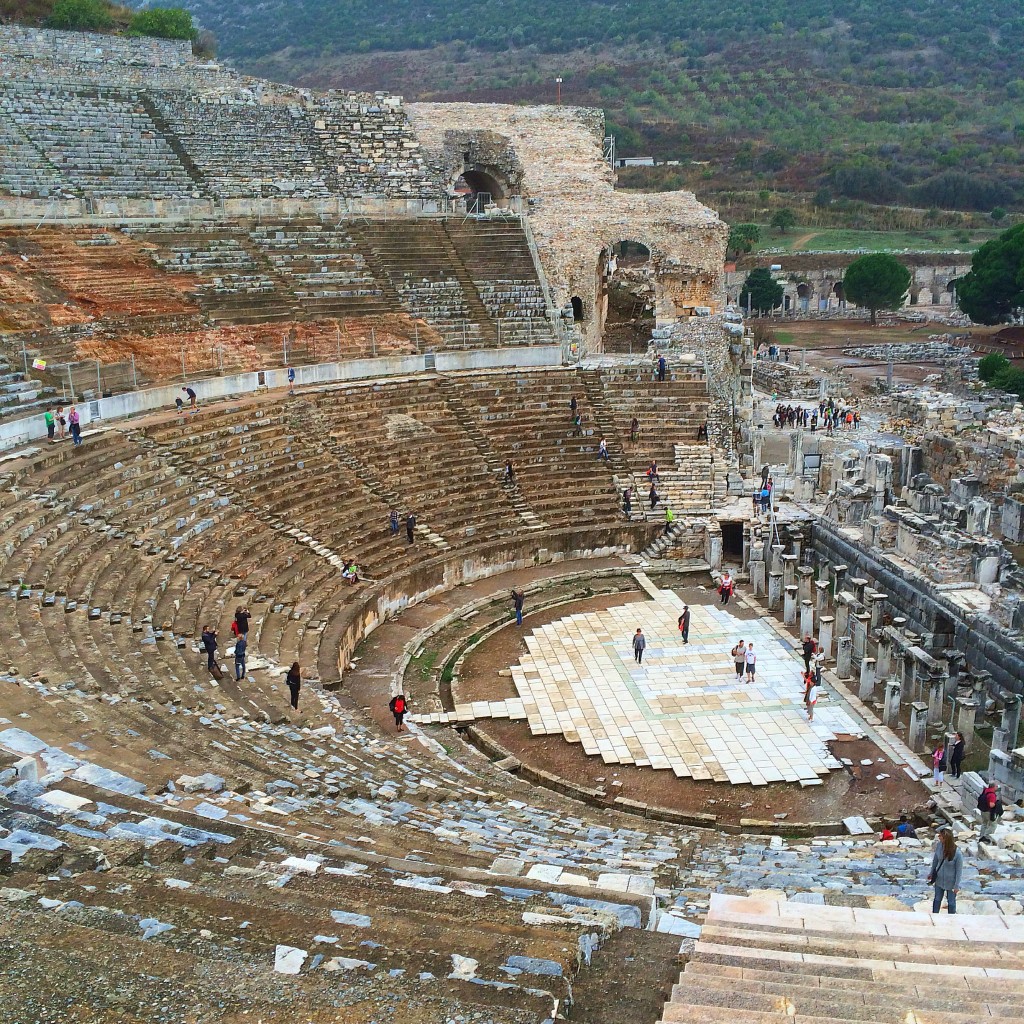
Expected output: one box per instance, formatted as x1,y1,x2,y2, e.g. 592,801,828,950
570,296,584,322
599,240,655,353
453,167,508,212
797,282,811,312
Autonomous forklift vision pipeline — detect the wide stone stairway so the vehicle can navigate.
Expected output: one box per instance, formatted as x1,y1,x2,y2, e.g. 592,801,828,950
662,892,1024,1024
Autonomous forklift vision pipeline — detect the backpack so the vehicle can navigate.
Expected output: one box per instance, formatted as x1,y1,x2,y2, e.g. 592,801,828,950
994,799,1005,818
230,621,241,637
978,790,996,812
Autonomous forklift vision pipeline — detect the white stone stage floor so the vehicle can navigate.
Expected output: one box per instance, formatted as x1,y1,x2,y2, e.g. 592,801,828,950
411,584,862,786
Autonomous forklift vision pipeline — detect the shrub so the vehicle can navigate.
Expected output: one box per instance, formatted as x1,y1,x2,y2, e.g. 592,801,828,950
979,352,1010,381
45,0,112,31
128,7,197,40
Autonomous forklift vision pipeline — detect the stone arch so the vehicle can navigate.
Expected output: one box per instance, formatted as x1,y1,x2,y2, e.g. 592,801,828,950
570,296,584,322
453,165,511,211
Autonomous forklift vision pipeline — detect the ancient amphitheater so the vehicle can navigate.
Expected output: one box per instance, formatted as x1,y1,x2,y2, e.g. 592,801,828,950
6,24,1024,1024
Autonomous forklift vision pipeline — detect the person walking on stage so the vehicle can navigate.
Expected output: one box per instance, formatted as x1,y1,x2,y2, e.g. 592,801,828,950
632,628,646,664
678,605,690,644
390,692,407,731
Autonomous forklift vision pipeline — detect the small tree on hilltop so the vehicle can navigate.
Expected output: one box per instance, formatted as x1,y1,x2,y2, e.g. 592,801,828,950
739,267,783,315
727,223,760,261
46,0,113,31
955,223,1024,325
841,253,911,325
770,207,797,234
129,7,198,40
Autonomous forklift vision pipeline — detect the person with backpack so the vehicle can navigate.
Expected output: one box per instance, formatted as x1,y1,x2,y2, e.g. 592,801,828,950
678,605,690,644
731,640,746,683
234,605,250,637
978,781,1002,843
390,692,407,731
932,740,947,786
286,662,301,710
927,825,964,914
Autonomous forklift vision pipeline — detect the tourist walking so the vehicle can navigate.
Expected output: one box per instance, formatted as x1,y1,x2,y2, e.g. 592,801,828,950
664,505,675,535
182,386,198,413
234,605,251,637
812,646,825,685
200,625,218,672
950,731,966,779
44,408,55,441
504,460,515,483
630,416,640,444
806,680,819,720
233,633,247,681
745,643,757,682
648,482,659,511
678,605,690,644
977,780,1002,843
927,825,964,915
406,512,416,544
287,366,296,395
932,740,947,785
511,589,525,627
286,661,301,710
718,571,734,606
389,508,399,535
657,354,667,382
622,487,632,518
55,406,66,440
570,395,578,419
68,405,82,446
598,438,609,461
731,640,746,683
390,692,407,731
632,628,646,664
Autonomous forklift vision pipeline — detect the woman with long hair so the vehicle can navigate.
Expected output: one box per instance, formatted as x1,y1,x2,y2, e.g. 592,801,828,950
927,825,963,915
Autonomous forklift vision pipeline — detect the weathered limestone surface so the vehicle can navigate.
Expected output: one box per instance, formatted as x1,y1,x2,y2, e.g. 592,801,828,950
408,102,727,349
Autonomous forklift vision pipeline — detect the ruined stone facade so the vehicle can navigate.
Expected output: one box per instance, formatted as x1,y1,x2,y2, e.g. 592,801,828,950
408,103,728,351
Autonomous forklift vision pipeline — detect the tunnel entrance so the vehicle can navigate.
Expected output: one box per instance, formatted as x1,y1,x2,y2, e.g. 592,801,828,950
721,520,744,560
599,240,655,353
454,168,508,212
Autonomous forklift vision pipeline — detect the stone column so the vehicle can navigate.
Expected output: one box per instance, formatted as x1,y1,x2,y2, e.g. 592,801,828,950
867,591,887,632
770,544,784,575
883,678,902,730
797,566,814,604
784,585,799,625
836,636,853,680
782,554,798,590
905,656,922,704
852,612,871,660
834,599,850,639
909,702,930,753
1002,693,1022,751
859,657,877,701
752,427,763,478
850,576,868,604
750,558,766,597
875,631,892,678
790,530,803,561
927,673,945,726
815,580,830,616
832,563,848,599
818,615,834,659
706,525,723,572
957,698,979,746
767,571,783,611
818,560,830,583
800,600,814,638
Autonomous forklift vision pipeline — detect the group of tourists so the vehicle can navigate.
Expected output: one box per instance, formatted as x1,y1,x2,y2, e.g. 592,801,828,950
200,605,303,711
771,399,859,433
389,508,418,544
43,405,82,446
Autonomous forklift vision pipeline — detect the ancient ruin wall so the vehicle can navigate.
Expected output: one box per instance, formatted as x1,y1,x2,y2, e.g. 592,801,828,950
408,103,728,349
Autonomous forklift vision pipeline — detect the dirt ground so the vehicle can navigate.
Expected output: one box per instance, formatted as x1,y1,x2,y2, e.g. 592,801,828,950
454,584,929,828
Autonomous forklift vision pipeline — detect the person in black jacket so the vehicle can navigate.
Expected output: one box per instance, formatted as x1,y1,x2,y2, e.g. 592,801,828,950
286,662,301,710
406,512,416,544
950,731,966,779
201,625,218,671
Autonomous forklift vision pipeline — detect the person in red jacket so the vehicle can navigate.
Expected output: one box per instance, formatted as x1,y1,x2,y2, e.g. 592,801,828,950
390,693,408,731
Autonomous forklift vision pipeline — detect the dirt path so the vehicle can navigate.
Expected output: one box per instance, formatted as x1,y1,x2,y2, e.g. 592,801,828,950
789,231,820,250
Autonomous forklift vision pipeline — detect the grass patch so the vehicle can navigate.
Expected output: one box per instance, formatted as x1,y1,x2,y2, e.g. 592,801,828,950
408,648,439,682
756,227,1001,254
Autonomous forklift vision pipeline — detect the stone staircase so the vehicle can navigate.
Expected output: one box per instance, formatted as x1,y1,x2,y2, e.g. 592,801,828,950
653,444,715,515
436,373,547,531
662,893,1024,1024
641,521,687,560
